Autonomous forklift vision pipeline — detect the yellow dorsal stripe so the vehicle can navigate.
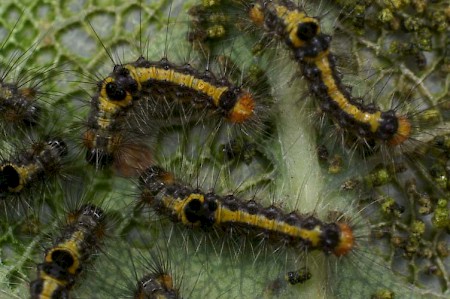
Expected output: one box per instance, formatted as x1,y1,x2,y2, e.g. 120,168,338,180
216,205,321,246
271,4,381,133
314,55,381,132
135,66,229,107
160,192,321,247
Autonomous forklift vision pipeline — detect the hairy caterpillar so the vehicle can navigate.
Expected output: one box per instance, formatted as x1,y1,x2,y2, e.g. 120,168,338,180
79,3,272,175
139,165,354,257
0,137,69,204
188,0,448,161
29,204,106,299
82,56,258,169
0,13,61,137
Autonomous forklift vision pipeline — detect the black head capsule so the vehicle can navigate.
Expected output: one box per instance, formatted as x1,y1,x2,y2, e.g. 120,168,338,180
0,165,21,192
218,88,238,115
319,223,341,254
377,110,399,141
105,65,139,101
297,22,319,42
105,81,127,101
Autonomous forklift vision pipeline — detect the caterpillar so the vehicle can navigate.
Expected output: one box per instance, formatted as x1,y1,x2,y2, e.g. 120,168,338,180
139,165,354,257
135,163,425,298
249,0,413,147
0,14,60,137
189,0,448,158
83,55,257,139
82,46,261,173
78,0,282,175
0,78,41,131
29,204,106,299
0,137,68,200
134,268,181,299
